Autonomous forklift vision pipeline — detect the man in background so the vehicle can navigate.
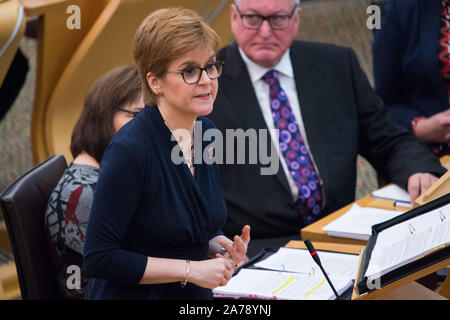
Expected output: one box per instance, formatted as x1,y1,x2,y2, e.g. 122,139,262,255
209,0,446,256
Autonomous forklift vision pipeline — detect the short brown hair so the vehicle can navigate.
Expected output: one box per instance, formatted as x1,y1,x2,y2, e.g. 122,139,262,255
133,7,221,105
70,66,142,163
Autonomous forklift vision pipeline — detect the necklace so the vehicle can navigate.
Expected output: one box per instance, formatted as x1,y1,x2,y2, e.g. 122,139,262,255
163,120,195,168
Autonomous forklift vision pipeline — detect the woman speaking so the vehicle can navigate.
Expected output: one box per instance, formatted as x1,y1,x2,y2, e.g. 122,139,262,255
83,7,250,300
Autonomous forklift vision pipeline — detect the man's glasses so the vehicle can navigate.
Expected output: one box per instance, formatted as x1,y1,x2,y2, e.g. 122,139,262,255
119,108,140,118
235,6,297,30
167,61,225,84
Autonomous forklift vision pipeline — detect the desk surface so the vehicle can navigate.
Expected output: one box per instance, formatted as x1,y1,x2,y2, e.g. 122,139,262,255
285,240,364,255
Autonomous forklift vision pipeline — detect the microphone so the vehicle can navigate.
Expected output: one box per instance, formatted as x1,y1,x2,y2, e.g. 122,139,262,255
304,239,341,300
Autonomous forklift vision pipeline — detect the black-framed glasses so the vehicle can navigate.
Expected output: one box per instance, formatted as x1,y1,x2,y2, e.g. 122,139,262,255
118,108,140,118
167,61,225,84
235,5,298,30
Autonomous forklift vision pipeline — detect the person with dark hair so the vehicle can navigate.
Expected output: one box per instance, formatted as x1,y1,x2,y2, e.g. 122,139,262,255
373,0,450,157
45,65,143,299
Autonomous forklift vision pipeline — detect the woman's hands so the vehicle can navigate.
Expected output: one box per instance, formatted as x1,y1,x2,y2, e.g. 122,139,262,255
188,258,234,289
187,225,251,289
216,225,251,269
192,225,251,289
140,226,251,289
189,223,251,288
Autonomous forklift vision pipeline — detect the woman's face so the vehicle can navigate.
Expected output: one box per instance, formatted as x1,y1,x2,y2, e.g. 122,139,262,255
113,93,144,132
148,47,219,119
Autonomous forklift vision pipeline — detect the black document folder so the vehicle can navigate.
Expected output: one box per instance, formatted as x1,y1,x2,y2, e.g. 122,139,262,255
356,193,450,295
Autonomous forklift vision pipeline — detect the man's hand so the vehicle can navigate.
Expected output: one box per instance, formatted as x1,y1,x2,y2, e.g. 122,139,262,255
407,173,438,203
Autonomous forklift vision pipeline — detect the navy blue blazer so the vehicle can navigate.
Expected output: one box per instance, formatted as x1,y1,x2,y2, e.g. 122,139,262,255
83,106,227,300
373,0,449,154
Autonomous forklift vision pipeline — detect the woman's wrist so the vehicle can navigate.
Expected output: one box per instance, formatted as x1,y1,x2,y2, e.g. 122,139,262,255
139,257,194,285
181,259,191,288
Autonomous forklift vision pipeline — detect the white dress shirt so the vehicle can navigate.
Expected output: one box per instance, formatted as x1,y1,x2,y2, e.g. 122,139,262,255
238,47,323,202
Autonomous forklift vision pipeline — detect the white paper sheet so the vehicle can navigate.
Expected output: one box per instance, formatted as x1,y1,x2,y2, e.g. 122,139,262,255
253,247,359,280
371,184,411,203
322,204,404,240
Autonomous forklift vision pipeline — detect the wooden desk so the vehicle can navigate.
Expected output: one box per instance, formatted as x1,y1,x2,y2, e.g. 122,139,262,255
302,155,450,245
0,261,20,300
285,240,364,255
0,0,26,86
0,221,20,300
441,155,450,169
291,158,450,300
300,194,408,246
368,281,446,300
0,221,10,251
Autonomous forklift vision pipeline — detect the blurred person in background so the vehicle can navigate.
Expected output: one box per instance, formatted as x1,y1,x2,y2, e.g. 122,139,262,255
373,0,450,157
45,65,144,299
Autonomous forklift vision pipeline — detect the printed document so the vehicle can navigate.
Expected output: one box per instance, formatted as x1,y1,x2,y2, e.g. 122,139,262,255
213,268,353,300
253,247,359,279
365,203,450,281
322,204,404,240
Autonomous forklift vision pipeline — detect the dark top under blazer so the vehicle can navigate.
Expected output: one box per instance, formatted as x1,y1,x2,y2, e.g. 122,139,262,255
209,41,446,239
83,106,227,300
373,0,450,154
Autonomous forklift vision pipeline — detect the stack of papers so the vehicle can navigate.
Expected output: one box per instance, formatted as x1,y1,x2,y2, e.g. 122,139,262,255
371,184,410,204
322,204,405,240
253,247,359,279
213,269,353,300
213,248,359,300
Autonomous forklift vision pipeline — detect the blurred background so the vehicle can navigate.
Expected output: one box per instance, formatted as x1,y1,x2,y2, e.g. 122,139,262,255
0,0,377,198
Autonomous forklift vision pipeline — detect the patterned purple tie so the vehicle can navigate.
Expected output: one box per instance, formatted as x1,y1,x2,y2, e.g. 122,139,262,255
262,70,322,225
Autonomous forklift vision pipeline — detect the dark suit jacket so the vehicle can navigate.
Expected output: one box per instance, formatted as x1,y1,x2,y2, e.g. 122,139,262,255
373,0,450,154
209,41,446,239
